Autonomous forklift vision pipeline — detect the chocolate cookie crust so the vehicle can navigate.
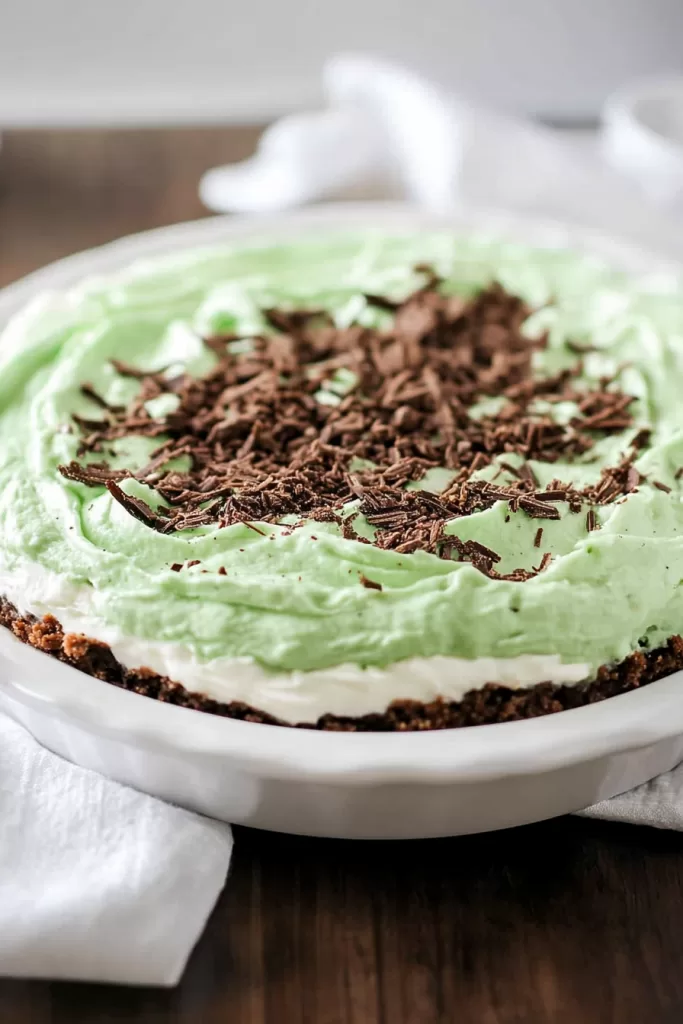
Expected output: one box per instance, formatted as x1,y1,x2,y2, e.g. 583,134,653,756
2,598,681,732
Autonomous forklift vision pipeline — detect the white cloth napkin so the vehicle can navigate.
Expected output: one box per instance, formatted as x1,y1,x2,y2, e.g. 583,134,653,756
581,766,683,831
0,713,232,986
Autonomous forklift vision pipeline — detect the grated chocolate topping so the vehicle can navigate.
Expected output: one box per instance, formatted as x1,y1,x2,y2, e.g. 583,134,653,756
58,270,643,578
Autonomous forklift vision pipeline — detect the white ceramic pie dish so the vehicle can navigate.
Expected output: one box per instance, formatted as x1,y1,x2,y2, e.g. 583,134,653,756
1,202,683,839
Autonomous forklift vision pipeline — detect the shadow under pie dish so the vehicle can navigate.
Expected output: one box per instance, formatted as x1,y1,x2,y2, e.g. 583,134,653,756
2,219,683,732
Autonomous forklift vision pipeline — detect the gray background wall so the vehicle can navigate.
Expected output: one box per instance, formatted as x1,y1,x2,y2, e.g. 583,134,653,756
1,0,682,126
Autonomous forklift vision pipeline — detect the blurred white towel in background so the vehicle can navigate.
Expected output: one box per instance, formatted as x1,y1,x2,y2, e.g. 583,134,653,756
200,54,683,261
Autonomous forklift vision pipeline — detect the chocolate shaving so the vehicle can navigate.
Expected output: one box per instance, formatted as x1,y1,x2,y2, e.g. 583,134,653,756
519,462,538,487
631,428,652,450
109,358,158,380
105,481,165,530
461,539,502,563
626,465,641,492
532,552,552,574
653,480,672,493
566,340,597,354
80,382,124,412
363,293,401,311
57,272,646,580
244,522,267,536
586,509,597,532
517,497,561,520
59,460,130,486
534,527,543,548
359,574,382,591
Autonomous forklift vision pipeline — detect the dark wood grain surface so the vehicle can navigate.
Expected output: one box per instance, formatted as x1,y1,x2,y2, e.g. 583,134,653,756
1,128,682,1024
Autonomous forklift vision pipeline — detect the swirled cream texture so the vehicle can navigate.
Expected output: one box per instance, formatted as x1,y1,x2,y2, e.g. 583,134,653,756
1,232,683,719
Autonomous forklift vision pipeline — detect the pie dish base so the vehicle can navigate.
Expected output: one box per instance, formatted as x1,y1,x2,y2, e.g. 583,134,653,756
2,627,683,837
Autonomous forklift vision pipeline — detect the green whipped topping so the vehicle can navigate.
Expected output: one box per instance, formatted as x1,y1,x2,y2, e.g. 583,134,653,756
2,231,683,674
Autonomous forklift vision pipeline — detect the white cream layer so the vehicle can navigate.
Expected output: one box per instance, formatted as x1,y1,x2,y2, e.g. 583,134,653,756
0,558,590,724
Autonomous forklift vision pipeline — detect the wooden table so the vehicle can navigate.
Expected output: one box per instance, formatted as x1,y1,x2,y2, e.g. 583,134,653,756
1,128,682,1024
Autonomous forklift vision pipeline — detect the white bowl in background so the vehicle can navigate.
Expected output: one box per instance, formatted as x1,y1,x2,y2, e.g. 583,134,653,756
1,202,682,839
602,75,683,209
